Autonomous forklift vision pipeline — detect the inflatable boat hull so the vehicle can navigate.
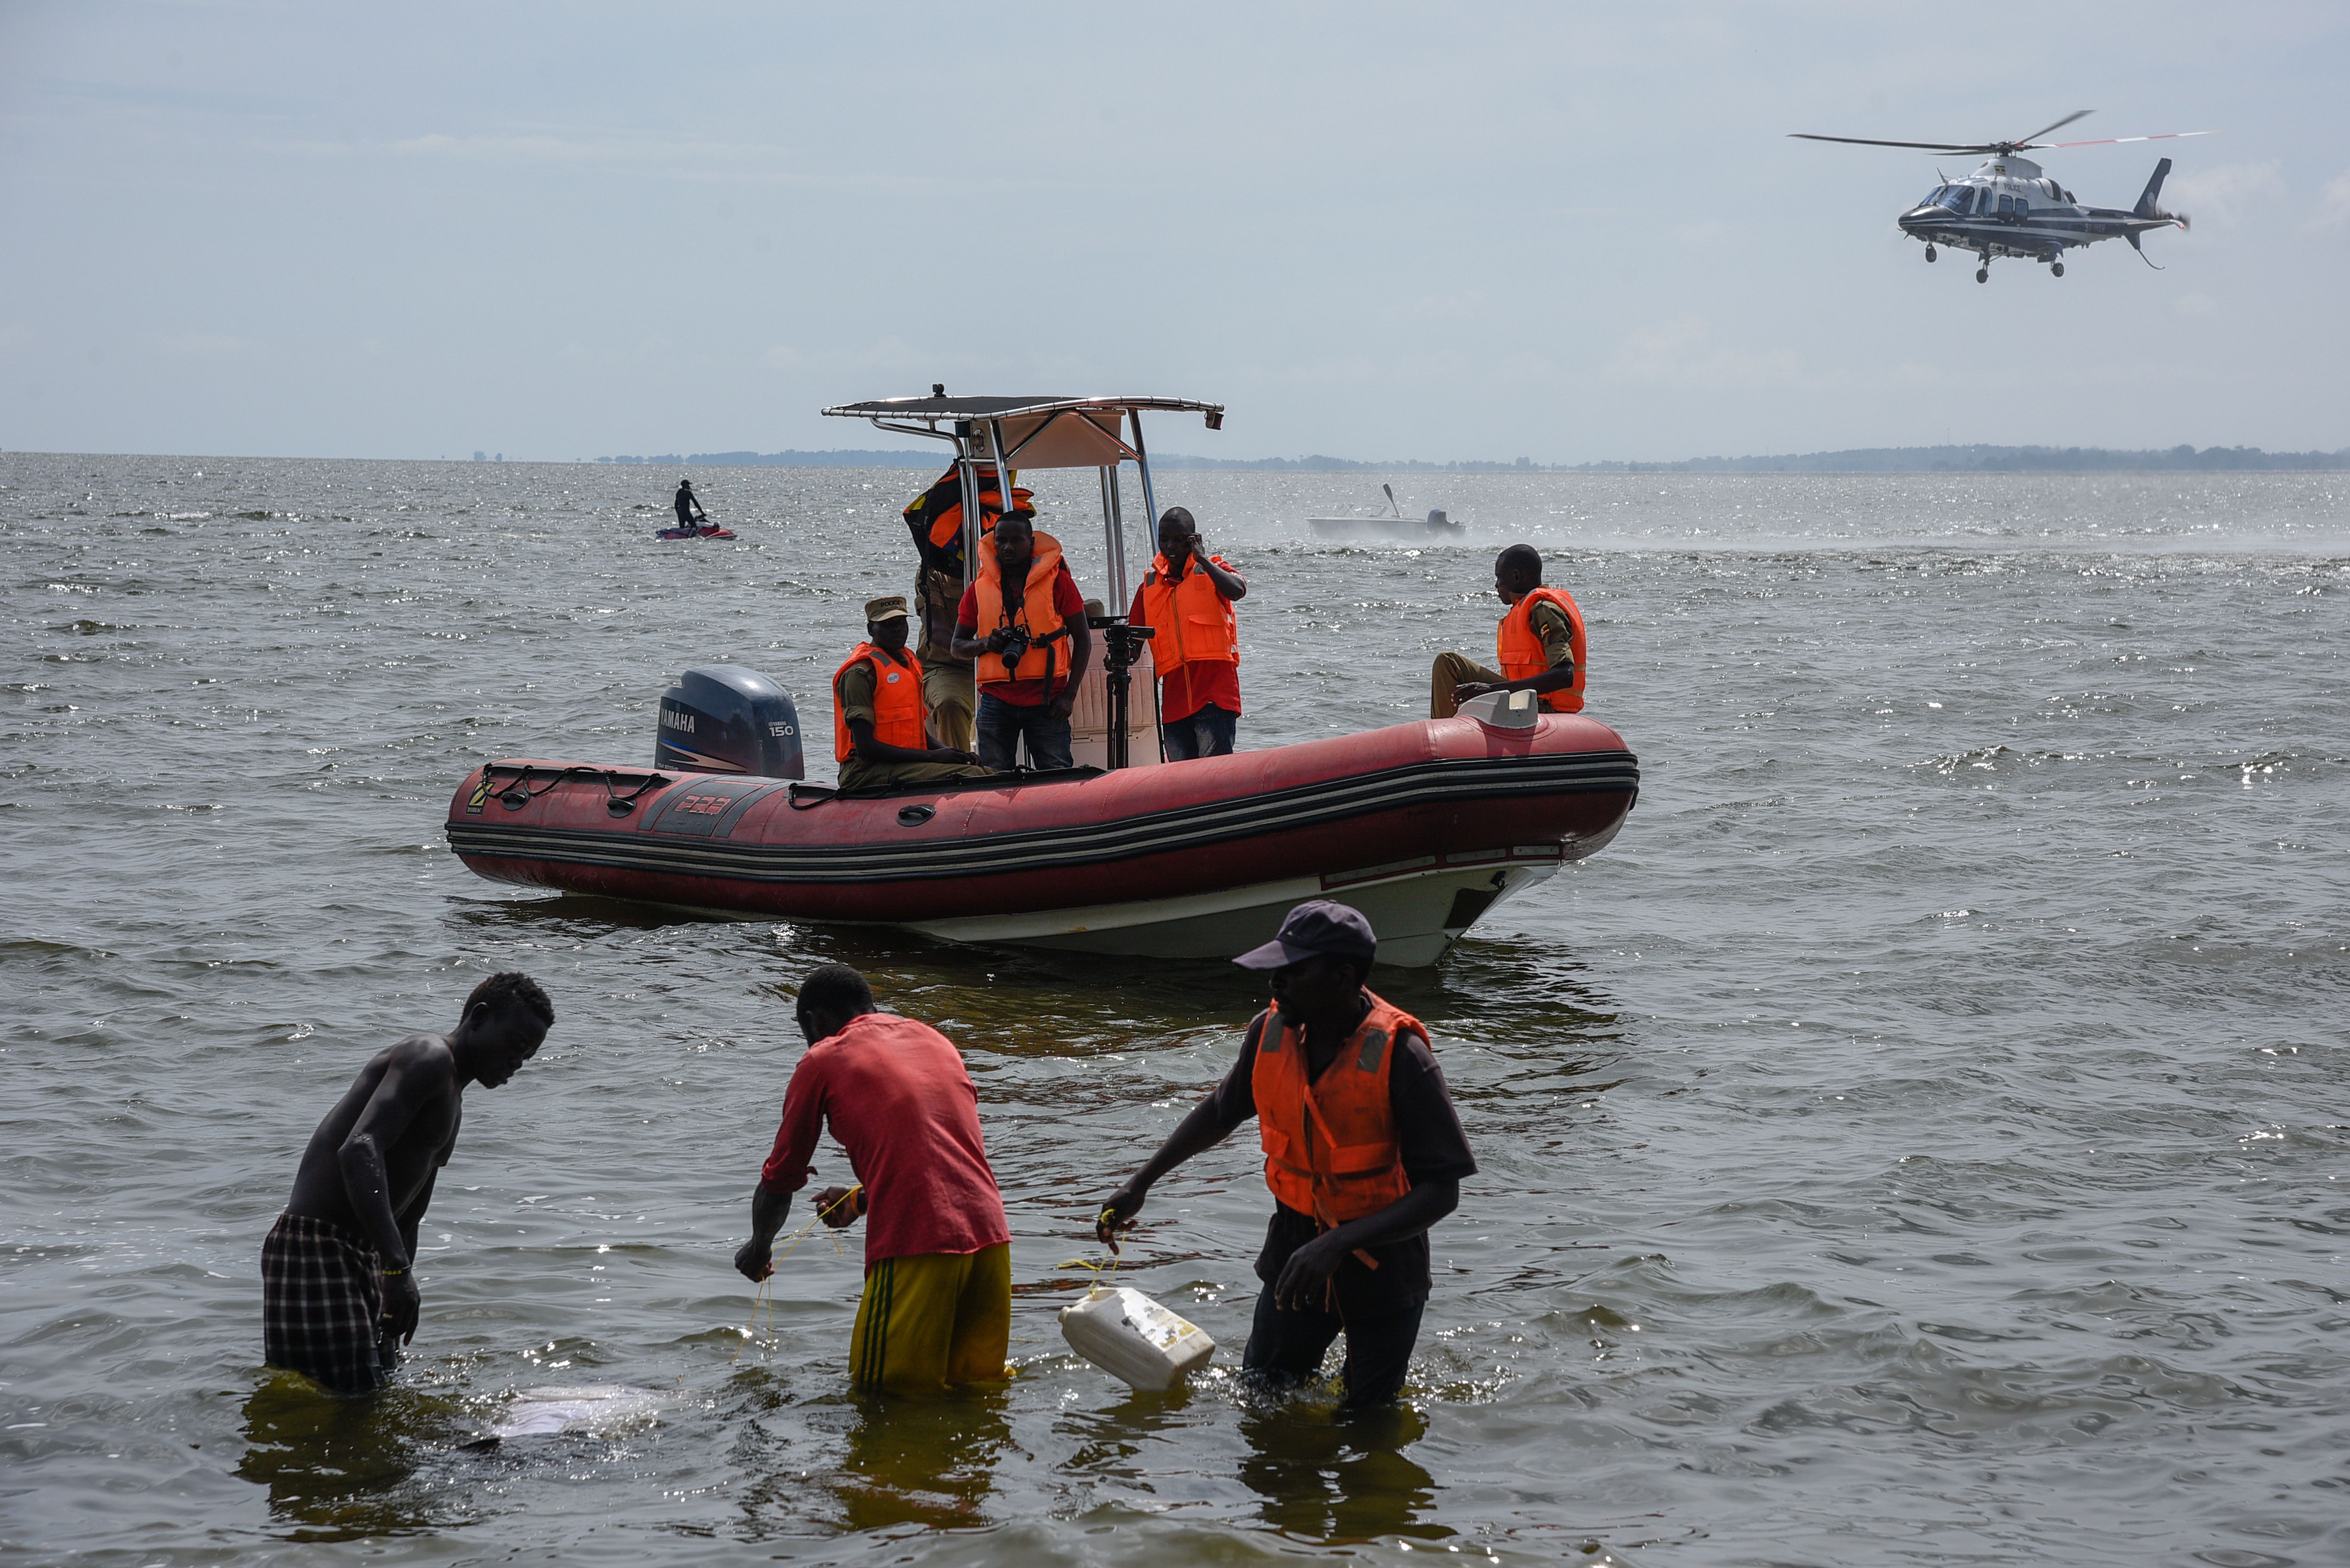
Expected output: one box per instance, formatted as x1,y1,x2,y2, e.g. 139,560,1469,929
444,714,1637,966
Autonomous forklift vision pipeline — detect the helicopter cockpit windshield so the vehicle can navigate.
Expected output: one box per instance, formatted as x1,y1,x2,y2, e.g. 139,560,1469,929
1930,186,1975,214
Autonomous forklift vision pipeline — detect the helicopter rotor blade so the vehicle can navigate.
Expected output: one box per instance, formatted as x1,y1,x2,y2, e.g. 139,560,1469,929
2010,109,2094,147
2044,131,2215,148
1788,133,1998,152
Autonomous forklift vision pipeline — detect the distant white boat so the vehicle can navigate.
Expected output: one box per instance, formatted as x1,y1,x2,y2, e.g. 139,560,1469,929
1308,483,1465,539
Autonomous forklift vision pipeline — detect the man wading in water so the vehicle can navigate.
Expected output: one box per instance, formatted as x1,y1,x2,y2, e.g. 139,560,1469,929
261,972,554,1392
735,964,1012,1392
1097,902,1474,1408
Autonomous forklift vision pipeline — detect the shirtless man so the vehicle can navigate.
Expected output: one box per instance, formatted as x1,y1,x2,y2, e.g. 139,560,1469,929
262,972,554,1392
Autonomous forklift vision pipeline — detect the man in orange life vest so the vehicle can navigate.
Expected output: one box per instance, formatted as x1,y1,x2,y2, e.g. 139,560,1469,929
1428,543,1588,719
950,510,1093,772
903,465,1033,755
1096,901,1476,1408
1126,506,1247,760
832,595,989,793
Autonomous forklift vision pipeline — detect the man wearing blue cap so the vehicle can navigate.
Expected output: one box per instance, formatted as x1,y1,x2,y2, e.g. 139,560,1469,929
1097,901,1475,1408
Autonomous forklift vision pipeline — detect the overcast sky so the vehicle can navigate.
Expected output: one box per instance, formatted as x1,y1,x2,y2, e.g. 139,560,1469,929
2,2,2344,463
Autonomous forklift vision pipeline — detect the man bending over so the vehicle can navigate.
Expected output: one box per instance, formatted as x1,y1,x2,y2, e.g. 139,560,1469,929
735,963,1012,1392
262,972,554,1392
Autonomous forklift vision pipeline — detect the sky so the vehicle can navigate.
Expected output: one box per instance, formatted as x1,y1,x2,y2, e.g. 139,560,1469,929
2,1,2345,464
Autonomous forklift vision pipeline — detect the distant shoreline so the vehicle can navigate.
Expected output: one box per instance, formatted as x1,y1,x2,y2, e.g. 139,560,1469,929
8,444,2343,473
595,443,2350,474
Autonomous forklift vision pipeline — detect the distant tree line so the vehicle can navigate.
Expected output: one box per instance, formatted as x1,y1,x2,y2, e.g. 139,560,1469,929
592,444,2349,473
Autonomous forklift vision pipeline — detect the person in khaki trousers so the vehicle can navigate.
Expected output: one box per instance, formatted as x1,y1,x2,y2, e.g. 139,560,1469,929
1429,544,1587,718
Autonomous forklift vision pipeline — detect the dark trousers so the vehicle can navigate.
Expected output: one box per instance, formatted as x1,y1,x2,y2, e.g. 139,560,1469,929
975,693,1073,772
1160,701,1238,761
1242,1287,1425,1408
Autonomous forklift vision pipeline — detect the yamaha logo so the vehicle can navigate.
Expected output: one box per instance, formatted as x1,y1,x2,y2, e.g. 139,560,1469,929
661,709,696,733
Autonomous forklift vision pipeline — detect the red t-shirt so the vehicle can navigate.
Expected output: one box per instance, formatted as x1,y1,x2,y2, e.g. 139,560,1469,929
759,1012,1010,1266
1126,578,1244,724
957,562,1088,706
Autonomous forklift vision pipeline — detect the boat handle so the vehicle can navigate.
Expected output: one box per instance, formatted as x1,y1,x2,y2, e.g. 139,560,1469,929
896,804,936,827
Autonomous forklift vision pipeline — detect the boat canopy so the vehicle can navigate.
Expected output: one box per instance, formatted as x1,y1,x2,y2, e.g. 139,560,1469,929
822,394,1223,472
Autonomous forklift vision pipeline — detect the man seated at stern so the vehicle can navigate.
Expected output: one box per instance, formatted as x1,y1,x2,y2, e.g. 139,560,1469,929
833,595,989,793
1429,543,1587,719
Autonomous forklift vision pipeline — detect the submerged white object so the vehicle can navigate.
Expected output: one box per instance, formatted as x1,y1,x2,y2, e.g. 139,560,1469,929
493,1384,659,1439
1058,1285,1215,1391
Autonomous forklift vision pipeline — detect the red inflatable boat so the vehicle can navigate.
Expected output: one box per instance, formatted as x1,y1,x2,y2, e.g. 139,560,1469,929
445,700,1635,965
442,393,1638,964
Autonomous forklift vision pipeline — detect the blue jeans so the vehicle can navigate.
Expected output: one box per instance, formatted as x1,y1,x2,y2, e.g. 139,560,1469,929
975,693,1073,772
1160,702,1238,761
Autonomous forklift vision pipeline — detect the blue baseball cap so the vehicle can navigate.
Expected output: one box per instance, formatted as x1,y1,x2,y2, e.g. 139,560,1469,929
1233,900,1378,970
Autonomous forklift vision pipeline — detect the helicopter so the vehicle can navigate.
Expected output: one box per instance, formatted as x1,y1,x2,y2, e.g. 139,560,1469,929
1791,111,2210,282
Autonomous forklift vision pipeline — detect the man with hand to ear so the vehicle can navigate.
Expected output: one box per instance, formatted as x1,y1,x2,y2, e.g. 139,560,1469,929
1095,902,1475,1409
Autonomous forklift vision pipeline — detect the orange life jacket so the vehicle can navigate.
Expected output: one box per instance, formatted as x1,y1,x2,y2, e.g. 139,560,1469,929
1496,585,1586,714
1252,991,1429,1227
831,643,927,763
971,530,1072,686
1139,552,1238,671
902,465,1030,552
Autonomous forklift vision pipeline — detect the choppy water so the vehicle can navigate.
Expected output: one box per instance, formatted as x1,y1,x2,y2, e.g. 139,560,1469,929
4,453,2346,1567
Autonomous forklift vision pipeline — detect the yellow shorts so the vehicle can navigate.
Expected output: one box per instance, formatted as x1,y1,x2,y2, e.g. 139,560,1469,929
850,1242,1011,1392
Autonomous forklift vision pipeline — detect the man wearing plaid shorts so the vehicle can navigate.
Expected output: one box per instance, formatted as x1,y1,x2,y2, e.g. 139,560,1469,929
262,972,554,1392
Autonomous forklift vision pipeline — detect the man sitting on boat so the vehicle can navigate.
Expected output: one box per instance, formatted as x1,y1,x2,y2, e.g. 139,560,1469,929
1429,543,1587,719
1128,506,1247,760
951,510,1093,772
1095,902,1475,1408
833,596,988,793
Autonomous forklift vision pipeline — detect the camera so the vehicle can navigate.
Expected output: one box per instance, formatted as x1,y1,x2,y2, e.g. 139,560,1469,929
994,625,1033,665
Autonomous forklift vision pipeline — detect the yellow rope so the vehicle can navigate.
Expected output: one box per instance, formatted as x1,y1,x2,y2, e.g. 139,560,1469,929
732,1186,862,1363
1056,1211,1123,1290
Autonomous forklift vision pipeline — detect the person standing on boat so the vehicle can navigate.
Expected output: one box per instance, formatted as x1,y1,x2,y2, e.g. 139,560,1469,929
1127,507,1247,760
950,509,1092,772
673,479,710,531
262,973,554,1392
1095,902,1474,1409
832,595,989,793
904,471,1032,753
735,964,1013,1393
1429,544,1586,719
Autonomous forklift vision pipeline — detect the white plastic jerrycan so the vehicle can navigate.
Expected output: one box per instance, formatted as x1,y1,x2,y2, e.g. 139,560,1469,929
1058,1285,1216,1391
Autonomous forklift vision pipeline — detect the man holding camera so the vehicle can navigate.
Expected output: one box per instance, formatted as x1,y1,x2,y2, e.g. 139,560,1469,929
950,509,1092,772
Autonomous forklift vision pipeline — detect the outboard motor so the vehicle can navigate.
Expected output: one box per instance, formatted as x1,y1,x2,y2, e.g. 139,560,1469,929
655,665,804,779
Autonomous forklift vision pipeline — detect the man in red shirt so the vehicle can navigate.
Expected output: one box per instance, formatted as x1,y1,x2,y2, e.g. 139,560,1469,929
734,964,1012,1392
1126,506,1246,760
950,510,1092,772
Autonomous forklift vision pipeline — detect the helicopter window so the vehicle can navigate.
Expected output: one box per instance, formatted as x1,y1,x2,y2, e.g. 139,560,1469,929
1937,187,1973,213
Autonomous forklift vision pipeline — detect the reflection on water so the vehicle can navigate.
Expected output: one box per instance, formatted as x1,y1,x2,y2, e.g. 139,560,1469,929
732,1372,1017,1534
236,1371,457,1540
1237,1397,1446,1544
831,1386,1015,1531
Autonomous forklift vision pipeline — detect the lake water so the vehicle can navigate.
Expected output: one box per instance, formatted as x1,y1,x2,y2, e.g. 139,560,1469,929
4,454,2346,1566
